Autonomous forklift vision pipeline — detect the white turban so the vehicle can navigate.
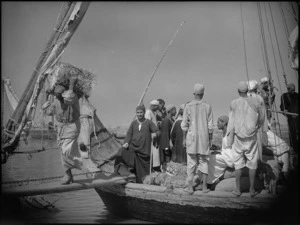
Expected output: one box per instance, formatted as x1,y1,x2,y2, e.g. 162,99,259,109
193,83,205,95
261,77,268,83
248,80,258,91
150,100,159,106
166,104,175,113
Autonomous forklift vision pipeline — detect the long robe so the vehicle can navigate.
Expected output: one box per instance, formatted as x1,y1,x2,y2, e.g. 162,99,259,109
170,118,187,164
181,99,213,155
145,109,160,167
280,92,299,150
118,119,157,183
44,95,81,171
159,116,173,163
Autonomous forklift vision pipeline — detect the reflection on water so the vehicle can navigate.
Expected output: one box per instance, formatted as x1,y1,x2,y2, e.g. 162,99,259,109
1,138,153,224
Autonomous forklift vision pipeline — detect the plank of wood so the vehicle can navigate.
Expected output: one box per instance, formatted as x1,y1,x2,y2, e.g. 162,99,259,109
2,175,129,197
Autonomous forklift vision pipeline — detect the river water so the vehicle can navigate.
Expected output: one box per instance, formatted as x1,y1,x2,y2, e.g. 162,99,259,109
1,138,153,224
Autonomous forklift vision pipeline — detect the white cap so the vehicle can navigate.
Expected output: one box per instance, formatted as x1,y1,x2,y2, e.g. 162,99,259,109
248,80,258,91
193,83,205,95
150,100,159,106
261,77,268,83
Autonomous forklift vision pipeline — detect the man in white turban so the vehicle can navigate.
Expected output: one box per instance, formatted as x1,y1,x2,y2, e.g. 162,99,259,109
145,100,161,172
258,77,276,123
181,83,213,194
247,80,269,161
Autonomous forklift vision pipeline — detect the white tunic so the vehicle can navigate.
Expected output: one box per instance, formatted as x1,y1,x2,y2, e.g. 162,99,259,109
181,99,213,155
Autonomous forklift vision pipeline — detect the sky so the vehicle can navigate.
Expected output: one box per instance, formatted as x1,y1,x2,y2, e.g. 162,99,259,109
2,1,298,128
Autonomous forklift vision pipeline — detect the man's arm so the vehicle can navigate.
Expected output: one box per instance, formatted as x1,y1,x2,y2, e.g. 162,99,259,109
181,107,189,148
207,105,214,147
123,122,134,148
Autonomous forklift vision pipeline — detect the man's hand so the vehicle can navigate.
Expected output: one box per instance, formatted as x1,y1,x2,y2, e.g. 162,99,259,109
182,138,186,148
122,143,129,149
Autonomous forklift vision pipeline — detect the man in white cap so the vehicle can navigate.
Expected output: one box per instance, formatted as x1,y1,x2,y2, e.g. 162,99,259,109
181,83,213,194
43,78,81,185
145,100,161,172
258,77,276,122
247,80,268,161
159,104,176,171
227,81,265,197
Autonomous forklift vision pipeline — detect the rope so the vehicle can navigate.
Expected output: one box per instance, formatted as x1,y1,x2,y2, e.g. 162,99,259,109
136,21,185,109
281,2,298,22
2,169,111,186
240,2,250,83
262,2,282,126
268,2,289,88
257,3,272,79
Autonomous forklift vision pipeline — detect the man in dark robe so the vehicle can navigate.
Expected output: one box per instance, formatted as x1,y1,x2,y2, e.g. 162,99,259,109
159,105,176,171
105,105,158,183
280,83,299,152
170,104,187,164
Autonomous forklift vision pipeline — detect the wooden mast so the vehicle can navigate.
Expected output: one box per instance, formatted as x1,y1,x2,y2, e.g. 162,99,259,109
2,2,90,163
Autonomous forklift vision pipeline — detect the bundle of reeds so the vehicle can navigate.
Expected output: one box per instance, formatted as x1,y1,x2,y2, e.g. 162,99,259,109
51,62,96,97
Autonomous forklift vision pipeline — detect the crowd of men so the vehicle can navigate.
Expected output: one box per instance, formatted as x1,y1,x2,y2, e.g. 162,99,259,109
42,75,298,198
107,76,298,198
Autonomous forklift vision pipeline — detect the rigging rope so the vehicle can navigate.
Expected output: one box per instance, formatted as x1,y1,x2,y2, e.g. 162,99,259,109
278,2,298,81
262,2,284,138
267,2,296,149
239,2,250,83
257,3,272,80
268,2,288,88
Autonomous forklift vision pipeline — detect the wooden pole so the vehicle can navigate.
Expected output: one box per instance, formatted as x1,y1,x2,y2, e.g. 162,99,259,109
268,109,298,117
137,21,185,107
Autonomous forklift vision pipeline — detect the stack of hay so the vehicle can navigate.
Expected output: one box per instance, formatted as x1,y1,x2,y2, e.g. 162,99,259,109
50,62,96,97
143,161,187,188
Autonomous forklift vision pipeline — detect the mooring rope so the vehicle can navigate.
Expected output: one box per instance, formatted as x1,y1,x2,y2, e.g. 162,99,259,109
2,169,111,186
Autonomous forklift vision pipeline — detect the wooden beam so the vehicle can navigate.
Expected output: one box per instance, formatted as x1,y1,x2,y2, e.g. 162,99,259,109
2,174,134,197
268,109,298,117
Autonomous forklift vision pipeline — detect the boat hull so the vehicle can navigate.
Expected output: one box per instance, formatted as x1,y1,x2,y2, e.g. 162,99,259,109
95,182,278,224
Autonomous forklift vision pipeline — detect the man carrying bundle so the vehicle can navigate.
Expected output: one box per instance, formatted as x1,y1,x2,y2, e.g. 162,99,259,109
181,83,213,194
145,100,161,172
43,77,81,185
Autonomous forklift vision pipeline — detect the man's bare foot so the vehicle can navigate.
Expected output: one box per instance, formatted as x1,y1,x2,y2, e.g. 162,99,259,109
232,190,242,197
249,191,258,197
202,188,210,193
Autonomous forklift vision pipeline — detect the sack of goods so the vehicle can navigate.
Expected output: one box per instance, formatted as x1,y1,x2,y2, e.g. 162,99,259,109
50,62,96,98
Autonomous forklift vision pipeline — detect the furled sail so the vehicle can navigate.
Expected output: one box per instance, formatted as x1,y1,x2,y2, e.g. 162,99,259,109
1,2,90,164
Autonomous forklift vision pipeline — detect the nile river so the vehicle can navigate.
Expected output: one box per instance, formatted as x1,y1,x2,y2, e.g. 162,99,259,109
1,138,153,224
